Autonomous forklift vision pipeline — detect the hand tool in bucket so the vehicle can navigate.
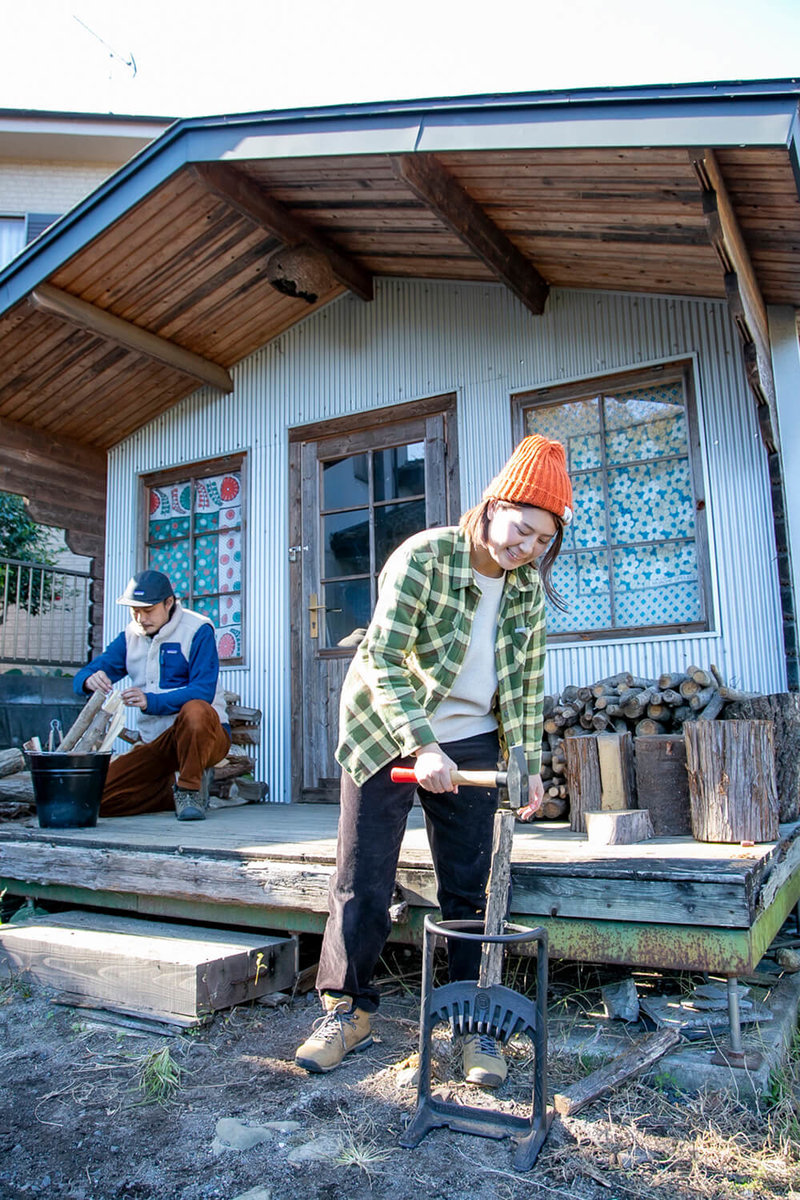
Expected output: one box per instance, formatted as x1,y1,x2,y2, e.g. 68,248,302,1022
391,747,552,1169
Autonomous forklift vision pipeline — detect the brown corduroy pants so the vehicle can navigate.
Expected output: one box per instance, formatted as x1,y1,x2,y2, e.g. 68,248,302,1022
100,699,231,817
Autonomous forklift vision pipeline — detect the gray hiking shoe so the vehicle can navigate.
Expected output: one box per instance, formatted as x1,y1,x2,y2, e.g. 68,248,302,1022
174,785,207,821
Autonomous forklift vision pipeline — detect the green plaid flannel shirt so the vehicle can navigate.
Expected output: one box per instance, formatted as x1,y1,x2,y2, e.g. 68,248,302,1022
336,526,547,785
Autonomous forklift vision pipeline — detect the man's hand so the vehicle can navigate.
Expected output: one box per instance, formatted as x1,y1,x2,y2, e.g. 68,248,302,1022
84,670,113,695
121,687,148,711
516,772,544,822
413,743,459,792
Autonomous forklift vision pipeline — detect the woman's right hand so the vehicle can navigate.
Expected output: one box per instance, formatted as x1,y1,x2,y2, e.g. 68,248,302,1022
413,743,459,792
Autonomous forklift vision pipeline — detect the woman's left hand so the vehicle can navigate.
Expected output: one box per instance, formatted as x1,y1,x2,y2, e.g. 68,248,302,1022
516,773,544,822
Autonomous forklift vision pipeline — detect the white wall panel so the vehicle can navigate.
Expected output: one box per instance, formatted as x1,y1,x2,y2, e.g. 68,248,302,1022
107,279,785,802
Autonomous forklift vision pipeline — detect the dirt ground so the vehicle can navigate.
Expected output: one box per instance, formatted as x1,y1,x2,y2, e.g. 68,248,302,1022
2,937,800,1200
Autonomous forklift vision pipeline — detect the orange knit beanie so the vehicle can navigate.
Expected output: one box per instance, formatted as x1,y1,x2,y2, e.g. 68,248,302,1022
483,435,573,523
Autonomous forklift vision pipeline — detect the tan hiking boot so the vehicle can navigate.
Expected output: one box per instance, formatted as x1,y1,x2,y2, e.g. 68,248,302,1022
463,1032,508,1088
294,994,373,1073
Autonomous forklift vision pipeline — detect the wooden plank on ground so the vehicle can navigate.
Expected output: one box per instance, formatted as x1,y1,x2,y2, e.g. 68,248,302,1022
553,1029,680,1116
0,910,297,1022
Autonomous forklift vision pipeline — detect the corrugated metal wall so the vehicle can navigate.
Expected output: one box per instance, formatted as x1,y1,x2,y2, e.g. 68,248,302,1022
107,280,785,802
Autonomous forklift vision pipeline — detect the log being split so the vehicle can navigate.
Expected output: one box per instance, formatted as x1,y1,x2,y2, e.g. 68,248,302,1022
479,810,516,987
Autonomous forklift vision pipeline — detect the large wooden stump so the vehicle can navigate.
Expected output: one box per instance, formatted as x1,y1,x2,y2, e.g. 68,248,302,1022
684,720,779,843
724,693,800,822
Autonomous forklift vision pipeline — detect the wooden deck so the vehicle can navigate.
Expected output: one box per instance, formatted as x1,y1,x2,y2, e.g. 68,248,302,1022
2,805,799,979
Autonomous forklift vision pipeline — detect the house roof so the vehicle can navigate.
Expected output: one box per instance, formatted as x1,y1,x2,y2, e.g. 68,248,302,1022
1,79,798,451
0,108,172,163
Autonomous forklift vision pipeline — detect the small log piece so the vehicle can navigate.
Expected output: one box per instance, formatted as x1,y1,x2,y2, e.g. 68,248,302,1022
689,686,717,711
0,748,25,778
539,796,568,820
635,718,668,737
696,689,725,721
684,720,779,843
585,809,654,846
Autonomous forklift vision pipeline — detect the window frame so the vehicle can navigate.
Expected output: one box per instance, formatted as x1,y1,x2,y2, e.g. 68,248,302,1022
512,360,712,644
139,452,247,665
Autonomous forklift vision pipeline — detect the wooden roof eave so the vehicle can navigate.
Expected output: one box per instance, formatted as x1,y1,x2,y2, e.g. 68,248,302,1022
0,82,797,454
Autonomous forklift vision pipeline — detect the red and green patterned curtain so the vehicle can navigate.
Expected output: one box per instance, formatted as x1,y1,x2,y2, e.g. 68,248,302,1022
147,470,242,661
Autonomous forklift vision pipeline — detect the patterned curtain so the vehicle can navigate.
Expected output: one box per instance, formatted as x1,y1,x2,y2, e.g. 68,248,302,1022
147,471,242,660
529,380,702,636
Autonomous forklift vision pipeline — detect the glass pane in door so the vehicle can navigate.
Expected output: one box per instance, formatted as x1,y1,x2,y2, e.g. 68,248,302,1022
319,439,428,648
323,510,370,575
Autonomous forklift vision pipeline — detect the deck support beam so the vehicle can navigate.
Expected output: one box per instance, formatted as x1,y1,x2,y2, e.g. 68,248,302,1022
689,148,779,452
191,162,374,302
29,284,234,394
392,152,550,316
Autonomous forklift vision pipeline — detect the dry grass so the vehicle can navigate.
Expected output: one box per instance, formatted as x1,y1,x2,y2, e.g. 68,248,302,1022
375,944,800,1200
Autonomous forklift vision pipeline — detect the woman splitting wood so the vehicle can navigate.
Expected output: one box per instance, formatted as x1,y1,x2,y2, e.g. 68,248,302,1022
295,435,573,1087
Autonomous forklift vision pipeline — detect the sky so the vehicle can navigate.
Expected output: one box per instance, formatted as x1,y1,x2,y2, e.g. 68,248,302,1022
1,0,799,120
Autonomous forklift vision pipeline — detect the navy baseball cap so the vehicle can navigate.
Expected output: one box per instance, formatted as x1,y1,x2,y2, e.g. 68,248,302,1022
117,570,174,607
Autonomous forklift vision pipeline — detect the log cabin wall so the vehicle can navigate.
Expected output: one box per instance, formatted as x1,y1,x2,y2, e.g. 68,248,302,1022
0,416,107,656
103,279,786,803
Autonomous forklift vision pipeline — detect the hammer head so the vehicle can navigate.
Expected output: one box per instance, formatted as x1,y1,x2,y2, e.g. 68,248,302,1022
505,745,529,810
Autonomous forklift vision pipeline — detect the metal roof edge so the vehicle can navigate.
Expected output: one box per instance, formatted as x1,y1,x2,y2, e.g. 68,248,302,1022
183,77,800,126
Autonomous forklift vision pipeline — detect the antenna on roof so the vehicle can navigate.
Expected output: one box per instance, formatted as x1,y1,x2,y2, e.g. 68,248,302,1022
73,15,137,78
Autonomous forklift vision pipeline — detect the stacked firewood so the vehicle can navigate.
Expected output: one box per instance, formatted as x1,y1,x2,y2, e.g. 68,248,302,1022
536,664,746,821
210,691,268,803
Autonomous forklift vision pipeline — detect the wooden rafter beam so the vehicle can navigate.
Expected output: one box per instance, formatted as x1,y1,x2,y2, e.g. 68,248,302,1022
29,284,234,394
392,153,549,316
689,148,779,453
191,162,374,302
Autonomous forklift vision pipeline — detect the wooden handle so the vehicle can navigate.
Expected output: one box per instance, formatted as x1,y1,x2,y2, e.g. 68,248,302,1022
390,767,500,787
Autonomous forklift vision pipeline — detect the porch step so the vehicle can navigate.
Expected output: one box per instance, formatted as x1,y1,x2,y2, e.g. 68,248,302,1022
0,910,297,1025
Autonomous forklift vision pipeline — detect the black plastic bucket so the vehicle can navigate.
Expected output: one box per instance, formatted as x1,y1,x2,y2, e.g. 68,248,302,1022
27,752,111,828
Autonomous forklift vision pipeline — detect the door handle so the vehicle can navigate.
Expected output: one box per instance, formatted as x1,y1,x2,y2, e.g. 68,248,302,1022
308,592,342,639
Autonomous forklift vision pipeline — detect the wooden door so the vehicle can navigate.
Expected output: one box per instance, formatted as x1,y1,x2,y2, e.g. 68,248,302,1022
289,397,459,801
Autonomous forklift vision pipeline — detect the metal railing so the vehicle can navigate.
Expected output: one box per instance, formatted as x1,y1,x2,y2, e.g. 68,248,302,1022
0,556,92,667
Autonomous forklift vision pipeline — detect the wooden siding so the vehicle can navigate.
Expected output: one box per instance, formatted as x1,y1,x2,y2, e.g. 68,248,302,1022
0,146,797,454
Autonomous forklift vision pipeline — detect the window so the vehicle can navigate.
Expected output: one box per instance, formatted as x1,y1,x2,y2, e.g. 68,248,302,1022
0,217,25,270
515,364,709,640
0,213,61,270
320,440,426,646
141,455,244,663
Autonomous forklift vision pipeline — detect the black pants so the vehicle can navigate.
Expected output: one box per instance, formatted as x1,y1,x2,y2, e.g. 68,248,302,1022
317,730,500,1012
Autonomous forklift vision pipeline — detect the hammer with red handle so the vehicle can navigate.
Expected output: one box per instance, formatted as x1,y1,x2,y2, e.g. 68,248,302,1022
390,744,529,810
